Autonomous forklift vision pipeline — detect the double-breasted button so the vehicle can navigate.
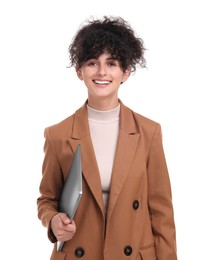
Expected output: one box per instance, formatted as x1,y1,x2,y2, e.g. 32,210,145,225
133,200,139,210
124,246,133,256
75,247,85,258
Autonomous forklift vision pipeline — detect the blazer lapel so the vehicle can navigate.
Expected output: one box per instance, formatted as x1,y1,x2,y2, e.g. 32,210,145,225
68,103,104,216
67,101,140,220
107,102,140,221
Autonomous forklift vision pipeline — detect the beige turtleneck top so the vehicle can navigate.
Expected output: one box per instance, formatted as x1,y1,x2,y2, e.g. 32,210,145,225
87,104,120,214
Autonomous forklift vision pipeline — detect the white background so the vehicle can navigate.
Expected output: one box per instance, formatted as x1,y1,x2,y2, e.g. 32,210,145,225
0,0,211,259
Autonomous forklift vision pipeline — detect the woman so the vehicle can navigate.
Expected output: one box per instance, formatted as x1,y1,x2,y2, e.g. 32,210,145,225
37,16,177,260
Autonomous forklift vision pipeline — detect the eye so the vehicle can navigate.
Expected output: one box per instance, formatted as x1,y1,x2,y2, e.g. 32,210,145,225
87,61,96,66
107,61,117,67
85,59,97,66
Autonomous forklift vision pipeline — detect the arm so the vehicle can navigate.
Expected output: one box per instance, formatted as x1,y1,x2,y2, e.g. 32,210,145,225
37,127,76,242
147,124,177,260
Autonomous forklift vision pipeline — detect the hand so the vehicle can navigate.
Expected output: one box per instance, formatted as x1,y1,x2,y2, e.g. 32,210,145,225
50,213,76,241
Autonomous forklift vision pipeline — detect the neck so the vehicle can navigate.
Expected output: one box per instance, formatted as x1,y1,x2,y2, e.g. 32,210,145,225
87,96,119,111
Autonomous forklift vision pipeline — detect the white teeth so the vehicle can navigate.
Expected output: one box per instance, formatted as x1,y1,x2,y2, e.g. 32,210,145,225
94,80,110,85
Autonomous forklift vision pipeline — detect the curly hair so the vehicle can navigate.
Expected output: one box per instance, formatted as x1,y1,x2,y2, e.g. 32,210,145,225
68,16,146,72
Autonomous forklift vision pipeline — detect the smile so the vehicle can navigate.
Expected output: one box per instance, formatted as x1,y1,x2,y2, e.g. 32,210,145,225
93,80,111,85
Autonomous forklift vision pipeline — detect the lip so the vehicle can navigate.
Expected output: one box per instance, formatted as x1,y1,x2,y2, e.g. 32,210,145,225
93,80,112,87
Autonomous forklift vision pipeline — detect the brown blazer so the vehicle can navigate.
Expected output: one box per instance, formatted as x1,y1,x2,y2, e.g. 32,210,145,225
37,100,177,260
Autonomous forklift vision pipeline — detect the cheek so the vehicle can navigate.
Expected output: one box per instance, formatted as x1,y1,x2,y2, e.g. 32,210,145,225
82,68,96,79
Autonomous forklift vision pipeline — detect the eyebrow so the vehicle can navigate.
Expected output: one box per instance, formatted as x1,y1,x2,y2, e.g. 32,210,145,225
107,58,118,62
88,56,117,61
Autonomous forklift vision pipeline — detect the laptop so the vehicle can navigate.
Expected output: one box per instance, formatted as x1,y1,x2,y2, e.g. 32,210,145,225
57,144,83,251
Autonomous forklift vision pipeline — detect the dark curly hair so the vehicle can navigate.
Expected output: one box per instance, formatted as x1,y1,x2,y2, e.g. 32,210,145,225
68,16,146,72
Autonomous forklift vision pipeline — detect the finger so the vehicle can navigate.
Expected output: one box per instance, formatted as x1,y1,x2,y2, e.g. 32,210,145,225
59,213,71,224
63,222,77,233
60,230,76,242
57,227,76,241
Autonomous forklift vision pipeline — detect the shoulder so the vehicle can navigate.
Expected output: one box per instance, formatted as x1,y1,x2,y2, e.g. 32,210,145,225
44,103,86,140
123,104,163,153
120,101,161,134
132,111,162,145
44,114,74,138
134,110,159,128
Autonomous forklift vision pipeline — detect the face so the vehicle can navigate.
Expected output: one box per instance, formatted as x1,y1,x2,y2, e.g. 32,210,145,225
76,52,130,109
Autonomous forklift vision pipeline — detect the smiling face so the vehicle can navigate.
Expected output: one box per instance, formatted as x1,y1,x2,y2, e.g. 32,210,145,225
76,52,130,110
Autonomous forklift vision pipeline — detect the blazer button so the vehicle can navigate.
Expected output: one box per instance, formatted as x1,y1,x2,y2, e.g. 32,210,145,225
124,246,133,256
75,247,85,258
133,200,139,210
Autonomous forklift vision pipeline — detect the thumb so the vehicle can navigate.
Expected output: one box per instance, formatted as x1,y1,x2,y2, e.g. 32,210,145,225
60,213,71,224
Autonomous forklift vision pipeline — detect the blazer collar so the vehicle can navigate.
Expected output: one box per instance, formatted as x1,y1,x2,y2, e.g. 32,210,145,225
72,100,138,137
68,100,140,219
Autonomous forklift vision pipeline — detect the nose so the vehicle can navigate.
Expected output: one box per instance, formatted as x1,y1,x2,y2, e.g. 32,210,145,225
97,64,107,76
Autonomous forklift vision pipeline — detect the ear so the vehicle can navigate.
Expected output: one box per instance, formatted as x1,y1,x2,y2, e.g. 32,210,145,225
76,68,83,80
121,68,131,83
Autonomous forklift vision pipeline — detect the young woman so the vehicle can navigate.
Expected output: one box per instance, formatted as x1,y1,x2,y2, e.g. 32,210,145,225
37,16,177,260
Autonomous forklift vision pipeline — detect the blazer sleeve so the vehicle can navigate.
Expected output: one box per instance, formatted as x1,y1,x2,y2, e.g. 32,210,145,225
147,124,177,260
37,127,63,243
